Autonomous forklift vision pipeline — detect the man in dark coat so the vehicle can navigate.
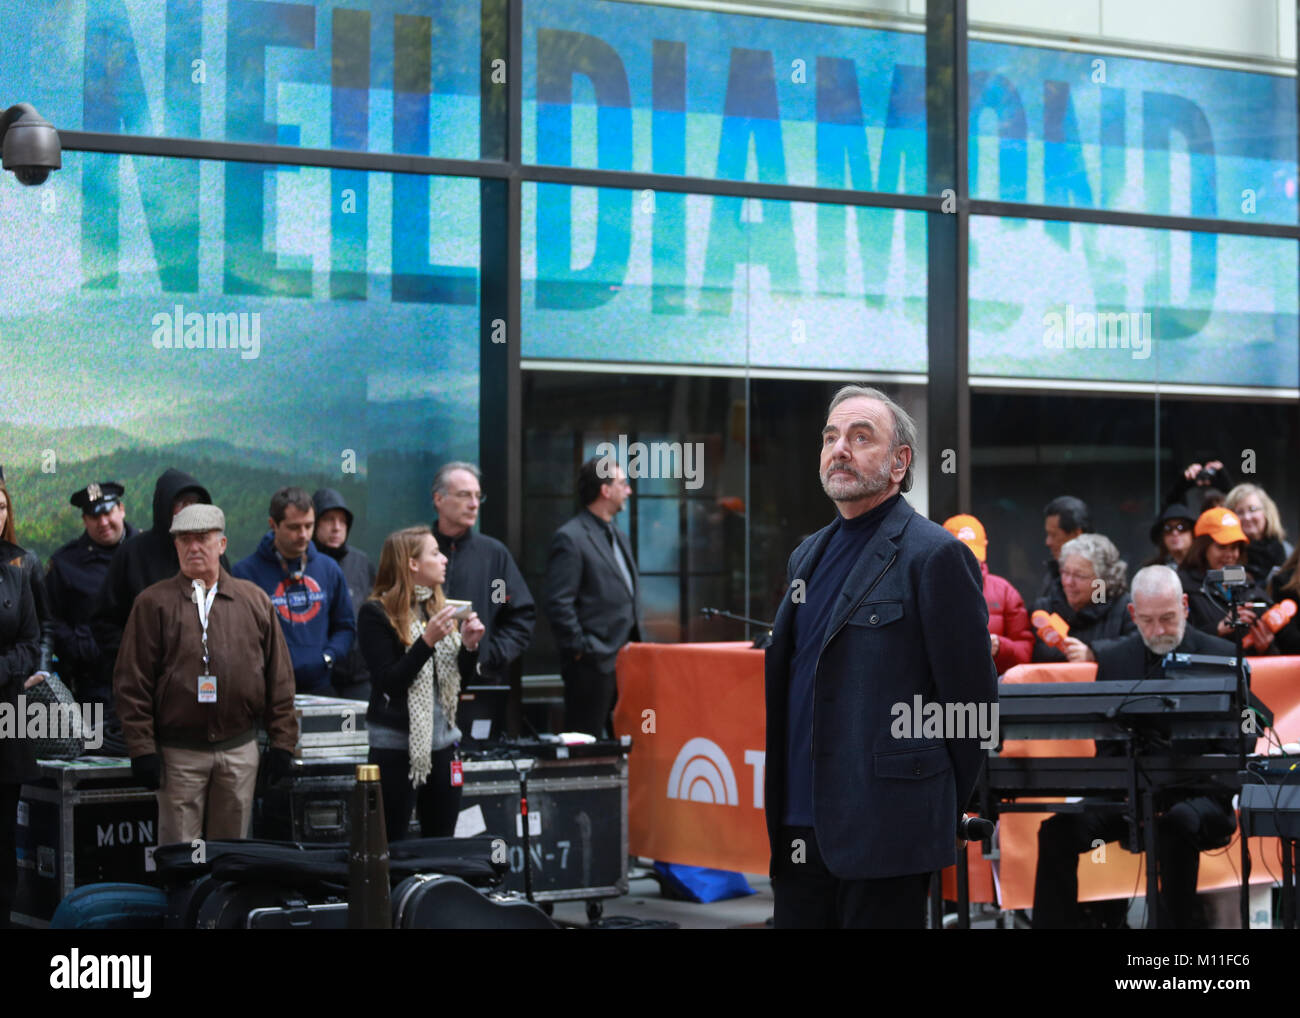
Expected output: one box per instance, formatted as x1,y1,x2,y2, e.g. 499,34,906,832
45,482,138,705
764,385,997,928
432,462,536,733
1032,565,1240,929
312,488,375,701
544,457,641,737
91,468,224,722
0,564,40,928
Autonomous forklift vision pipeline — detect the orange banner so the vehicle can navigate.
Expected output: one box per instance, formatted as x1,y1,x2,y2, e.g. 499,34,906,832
616,642,1300,909
613,642,768,874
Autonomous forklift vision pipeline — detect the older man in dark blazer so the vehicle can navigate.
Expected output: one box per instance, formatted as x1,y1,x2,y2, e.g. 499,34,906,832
765,385,998,928
544,457,642,736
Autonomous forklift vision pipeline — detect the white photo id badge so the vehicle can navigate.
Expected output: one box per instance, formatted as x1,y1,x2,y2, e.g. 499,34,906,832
197,675,218,704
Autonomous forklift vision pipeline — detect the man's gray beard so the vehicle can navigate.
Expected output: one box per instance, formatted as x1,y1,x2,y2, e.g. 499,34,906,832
822,457,892,502
1142,625,1185,657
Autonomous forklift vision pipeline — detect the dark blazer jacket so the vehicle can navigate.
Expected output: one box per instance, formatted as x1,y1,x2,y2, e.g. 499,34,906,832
764,497,999,880
543,509,642,673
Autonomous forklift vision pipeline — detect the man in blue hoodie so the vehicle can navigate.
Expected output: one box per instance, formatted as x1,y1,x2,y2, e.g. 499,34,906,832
233,487,356,694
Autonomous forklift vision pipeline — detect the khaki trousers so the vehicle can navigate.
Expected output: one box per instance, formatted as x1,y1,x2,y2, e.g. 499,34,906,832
157,741,261,845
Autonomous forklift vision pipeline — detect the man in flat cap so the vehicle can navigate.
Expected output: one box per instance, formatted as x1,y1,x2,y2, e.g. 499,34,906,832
113,504,298,844
44,481,137,752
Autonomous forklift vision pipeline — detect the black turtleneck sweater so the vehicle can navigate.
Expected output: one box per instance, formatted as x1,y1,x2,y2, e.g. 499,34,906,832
783,494,900,826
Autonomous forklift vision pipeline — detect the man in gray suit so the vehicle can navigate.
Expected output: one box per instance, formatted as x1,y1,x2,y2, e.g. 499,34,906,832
543,456,642,736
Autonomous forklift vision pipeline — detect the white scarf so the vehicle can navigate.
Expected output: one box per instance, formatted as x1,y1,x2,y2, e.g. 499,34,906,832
406,585,462,788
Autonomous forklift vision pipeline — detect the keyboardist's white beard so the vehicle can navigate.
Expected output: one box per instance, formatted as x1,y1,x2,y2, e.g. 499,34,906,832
1141,623,1185,657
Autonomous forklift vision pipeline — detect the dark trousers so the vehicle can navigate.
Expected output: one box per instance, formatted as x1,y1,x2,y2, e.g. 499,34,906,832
0,783,19,929
772,825,930,929
561,657,617,737
369,745,463,843
1032,796,1234,929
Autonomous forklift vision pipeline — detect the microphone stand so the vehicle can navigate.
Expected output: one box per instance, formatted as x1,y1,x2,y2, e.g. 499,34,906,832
1224,585,1253,930
699,607,774,649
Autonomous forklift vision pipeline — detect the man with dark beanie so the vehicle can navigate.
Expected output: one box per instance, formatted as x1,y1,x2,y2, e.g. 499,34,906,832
312,488,375,700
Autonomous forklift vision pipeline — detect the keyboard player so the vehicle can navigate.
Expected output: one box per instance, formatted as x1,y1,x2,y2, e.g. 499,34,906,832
1031,565,1239,929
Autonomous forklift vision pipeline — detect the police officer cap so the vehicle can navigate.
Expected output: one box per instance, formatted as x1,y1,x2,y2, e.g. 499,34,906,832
71,481,125,516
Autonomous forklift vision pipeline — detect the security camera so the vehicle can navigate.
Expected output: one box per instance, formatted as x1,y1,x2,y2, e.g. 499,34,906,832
0,103,61,186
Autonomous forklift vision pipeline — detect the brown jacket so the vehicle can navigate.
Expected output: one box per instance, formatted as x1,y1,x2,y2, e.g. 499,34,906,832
113,568,298,757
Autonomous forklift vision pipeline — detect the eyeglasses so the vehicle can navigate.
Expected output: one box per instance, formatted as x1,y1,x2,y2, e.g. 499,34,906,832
1059,570,1095,583
1162,521,1191,534
450,490,485,503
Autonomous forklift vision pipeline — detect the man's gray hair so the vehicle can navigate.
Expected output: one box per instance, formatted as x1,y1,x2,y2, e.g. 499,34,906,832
1059,533,1128,597
432,461,482,497
1131,564,1183,603
826,385,917,494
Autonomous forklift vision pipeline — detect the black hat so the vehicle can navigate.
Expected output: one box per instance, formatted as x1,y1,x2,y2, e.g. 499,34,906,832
311,488,354,530
71,481,125,516
1149,502,1195,544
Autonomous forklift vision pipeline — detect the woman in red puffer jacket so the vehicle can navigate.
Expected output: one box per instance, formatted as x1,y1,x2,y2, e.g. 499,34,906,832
943,515,1034,675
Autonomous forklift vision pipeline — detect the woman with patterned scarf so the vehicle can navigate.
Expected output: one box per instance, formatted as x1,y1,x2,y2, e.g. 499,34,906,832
358,525,484,841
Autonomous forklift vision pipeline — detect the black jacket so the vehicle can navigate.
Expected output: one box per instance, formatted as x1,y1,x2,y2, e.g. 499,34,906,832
358,600,478,734
1178,564,1275,652
1,540,53,673
0,564,41,783
1244,536,1288,587
44,523,139,695
1030,583,1136,662
91,469,224,691
433,522,536,680
317,541,375,694
764,497,997,879
543,509,642,673
1092,627,1240,758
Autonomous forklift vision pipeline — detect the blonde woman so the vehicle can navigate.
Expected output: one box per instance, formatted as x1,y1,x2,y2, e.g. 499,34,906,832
1224,484,1291,586
359,526,484,841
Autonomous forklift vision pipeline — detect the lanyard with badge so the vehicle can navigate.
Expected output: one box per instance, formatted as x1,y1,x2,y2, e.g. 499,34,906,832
193,579,218,704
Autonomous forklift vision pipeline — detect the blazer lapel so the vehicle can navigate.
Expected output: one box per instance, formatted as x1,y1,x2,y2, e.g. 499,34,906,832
821,497,914,649
771,522,837,642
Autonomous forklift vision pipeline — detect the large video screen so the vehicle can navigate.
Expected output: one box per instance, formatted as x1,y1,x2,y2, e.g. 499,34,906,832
520,182,928,372
0,0,484,158
969,216,1298,388
0,153,480,563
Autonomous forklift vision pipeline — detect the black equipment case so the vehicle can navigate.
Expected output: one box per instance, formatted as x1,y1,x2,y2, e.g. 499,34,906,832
14,757,158,927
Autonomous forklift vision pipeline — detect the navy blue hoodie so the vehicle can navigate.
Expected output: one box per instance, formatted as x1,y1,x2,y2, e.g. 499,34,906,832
233,532,356,693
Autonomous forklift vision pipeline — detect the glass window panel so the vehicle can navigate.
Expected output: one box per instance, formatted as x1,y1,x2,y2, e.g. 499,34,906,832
637,496,680,573
968,39,1297,223
522,182,927,371
524,0,926,192
0,0,487,158
0,152,479,560
969,215,1298,389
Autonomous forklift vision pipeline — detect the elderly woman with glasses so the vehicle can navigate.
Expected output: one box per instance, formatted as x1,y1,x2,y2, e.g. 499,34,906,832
1224,484,1292,588
1031,533,1136,663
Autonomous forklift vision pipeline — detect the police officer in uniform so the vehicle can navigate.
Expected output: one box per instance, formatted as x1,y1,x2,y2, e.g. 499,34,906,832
45,482,137,754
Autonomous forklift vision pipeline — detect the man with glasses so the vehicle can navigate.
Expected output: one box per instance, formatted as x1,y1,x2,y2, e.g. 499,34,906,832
431,462,536,731
543,457,641,737
233,487,356,694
